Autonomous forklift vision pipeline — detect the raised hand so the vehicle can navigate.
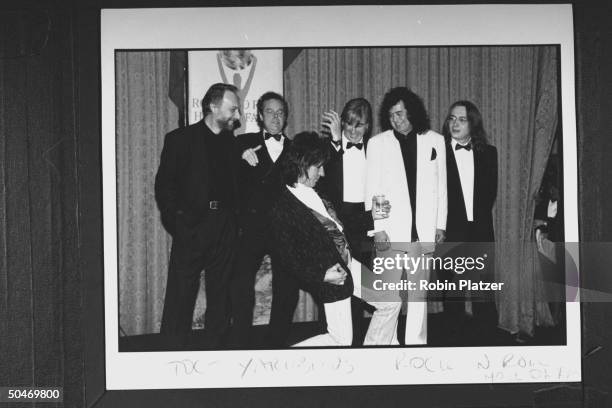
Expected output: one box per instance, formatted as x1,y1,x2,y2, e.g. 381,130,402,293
321,110,342,142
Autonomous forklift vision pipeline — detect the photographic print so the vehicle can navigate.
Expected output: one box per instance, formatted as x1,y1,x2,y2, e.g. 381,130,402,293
101,5,580,389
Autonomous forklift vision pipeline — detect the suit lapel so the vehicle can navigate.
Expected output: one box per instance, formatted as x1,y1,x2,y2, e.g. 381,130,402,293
334,150,344,202
447,142,470,221
276,137,289,161
258,131,274,167
194,121,210,188
387,133,404,186
473,147,483,213
416,133,426,207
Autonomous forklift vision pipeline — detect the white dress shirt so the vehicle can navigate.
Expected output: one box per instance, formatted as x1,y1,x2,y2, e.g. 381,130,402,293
264,132,285,162
452,139,474,221
287,183,343,232
341,133,367,203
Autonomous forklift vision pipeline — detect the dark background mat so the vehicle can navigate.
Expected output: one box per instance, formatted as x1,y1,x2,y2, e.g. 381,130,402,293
0,1,610,407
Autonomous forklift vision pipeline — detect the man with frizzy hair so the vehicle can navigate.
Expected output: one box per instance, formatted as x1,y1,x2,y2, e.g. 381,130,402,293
269,131,402,347
365,86,447,345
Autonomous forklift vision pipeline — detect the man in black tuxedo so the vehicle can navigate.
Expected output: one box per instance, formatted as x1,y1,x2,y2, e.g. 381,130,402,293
318,98,374,265
317,98,377,345
155,83,241,349
228,91,294,348
439,100,498,340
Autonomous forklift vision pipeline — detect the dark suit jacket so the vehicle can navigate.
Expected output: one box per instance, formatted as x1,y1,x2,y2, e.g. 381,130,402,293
235,131,289,219
445,142,498,242
316,142,374,234
269,188,354,303
154,120,239,236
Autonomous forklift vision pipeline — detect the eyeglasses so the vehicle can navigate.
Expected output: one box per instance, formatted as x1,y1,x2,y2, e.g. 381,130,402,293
447,115,468,124
264,109,285,119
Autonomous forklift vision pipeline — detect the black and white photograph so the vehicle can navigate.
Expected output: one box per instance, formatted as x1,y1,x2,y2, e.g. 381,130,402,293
116,45,567,352
101,5,580,390
3,2,612,407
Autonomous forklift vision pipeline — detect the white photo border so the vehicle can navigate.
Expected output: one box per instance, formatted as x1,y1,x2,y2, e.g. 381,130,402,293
101,5,580,389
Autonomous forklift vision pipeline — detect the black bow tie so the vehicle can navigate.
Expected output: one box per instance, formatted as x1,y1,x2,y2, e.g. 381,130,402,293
265,133,282,141
346,142,363,150
455,143,472,151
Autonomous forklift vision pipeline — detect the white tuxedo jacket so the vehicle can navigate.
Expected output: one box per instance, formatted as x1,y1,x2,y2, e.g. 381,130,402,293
365,129,447,245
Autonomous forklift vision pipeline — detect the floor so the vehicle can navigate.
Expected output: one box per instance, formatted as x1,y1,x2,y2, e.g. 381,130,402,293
119,308,566,352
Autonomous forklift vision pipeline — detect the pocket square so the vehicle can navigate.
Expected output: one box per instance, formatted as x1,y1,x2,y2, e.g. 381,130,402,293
430,147,437,160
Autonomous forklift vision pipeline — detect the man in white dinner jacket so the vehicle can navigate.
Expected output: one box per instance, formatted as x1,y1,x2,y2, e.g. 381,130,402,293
365,87,447,345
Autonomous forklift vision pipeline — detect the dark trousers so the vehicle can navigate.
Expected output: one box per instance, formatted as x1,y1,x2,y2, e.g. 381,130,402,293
229,214,268,347
230,213,299,348
160,209,236,349
339,202,374,345
338,202,373,266
439,222,498,342
265,265,301,348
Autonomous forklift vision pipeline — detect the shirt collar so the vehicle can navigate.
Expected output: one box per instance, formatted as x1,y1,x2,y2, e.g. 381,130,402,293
451,138,472,150
342,132,364,150
393,129,417,142
263,130,285,142
291,182,311,191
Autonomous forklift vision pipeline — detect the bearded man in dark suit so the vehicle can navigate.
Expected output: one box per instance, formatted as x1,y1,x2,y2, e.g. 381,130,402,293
155,83,241,349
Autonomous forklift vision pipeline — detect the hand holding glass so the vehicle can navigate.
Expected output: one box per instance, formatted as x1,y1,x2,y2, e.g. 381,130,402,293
372,195,391,220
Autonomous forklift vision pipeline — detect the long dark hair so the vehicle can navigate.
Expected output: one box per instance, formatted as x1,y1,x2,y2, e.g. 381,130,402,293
442,100,489,152
280,131,330,186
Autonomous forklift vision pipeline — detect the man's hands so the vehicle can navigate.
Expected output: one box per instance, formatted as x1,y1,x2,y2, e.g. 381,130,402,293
371,196,391,221
321,110,342,143
374,230,391,252
323,263,348,285
241,145,262,167
435,228,446,243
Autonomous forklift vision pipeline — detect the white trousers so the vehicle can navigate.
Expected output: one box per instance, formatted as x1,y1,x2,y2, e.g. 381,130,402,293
293,258,401,347
393,242,429,345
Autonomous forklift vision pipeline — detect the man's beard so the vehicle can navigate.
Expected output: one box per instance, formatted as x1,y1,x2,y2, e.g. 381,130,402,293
220,118,241,132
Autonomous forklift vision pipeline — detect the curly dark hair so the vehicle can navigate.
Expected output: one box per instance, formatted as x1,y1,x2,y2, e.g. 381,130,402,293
280,131,330,186
441,100,489,152
379,87,430,134
256,91,289,131
341,97,373,144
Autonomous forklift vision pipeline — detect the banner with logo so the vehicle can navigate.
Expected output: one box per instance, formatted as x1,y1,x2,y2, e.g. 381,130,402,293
187,49,283,134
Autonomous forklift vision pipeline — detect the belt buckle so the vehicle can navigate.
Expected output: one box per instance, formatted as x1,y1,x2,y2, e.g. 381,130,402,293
209,200,219,210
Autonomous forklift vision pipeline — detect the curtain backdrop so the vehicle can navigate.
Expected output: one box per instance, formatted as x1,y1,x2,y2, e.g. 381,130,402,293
284,46,559,335
116,52,176,335
118,46,558,336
